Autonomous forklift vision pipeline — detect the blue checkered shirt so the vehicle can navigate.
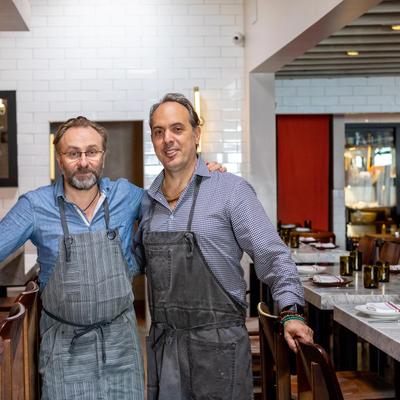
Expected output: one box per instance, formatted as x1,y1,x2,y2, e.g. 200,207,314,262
136,157,304,310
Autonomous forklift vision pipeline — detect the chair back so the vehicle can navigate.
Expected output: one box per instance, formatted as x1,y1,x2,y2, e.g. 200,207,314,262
296,340,344,400
379,241,400,265
0,302,26,400
357,236,378,265
257,302,292,400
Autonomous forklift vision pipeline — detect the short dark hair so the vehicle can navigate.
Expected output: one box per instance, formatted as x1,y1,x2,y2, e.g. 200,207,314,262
149,93,200,129
53,116,108,153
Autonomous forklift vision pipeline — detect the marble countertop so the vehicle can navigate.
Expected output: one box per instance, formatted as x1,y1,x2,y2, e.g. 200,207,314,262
291,243,349,264
0,247,38,287
334,303,400,362
302,267,400,310
0,246,24,271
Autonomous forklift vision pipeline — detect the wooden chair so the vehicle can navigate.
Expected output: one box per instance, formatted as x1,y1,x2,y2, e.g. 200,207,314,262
296,340,395,400
257,302,297,400
0,302,26,400
0,281,40,400
378,241,400,265
357,236,378,265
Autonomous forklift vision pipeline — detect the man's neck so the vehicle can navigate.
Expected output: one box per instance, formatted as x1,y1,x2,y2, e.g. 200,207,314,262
163,158,197,192
63,181,99,209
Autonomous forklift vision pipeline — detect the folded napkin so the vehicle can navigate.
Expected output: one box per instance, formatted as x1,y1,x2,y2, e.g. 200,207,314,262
366,302,400,314
312,274,344,283
300,236,316,242
314,242,336,249
297,265,327,275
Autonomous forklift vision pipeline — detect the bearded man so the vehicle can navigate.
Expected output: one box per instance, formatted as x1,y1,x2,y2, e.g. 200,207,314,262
0,116,145,399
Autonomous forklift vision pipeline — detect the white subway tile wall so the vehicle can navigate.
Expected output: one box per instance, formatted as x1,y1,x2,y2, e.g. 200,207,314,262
0,0,245,215
275,77,400,114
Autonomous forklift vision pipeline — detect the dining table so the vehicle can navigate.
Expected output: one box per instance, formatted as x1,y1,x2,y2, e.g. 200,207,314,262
299,265,400,370
334,302,400,397
290,243,349,264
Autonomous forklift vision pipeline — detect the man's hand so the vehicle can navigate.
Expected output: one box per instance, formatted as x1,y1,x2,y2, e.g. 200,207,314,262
205,161,227,173
283,319,314,353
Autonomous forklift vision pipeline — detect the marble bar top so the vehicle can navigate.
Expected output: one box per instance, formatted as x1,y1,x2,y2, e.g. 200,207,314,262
0,246,24,271
0,247,38,287
302,267,400,310
334,303,400,362
291,243,349,264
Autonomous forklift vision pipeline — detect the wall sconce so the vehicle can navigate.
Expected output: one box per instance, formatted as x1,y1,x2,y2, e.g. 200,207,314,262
0,99,6,116
193,86,203,154
49,133,55,181
193,86,204,126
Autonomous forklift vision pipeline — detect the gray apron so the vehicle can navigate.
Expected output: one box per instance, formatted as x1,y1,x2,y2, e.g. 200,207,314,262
143,176,253,400
39,196,144,400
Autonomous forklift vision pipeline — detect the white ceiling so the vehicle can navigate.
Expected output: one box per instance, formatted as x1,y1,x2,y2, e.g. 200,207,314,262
277,0,400,78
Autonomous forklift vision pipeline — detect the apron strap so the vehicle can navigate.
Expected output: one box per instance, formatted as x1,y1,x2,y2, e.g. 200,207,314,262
58,197,73,262
186,175,203,231
58,192,115,262
148,174,203,232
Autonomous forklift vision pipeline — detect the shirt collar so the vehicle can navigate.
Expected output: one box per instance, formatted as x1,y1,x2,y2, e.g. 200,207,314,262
147,156,210,200
53,175,111,202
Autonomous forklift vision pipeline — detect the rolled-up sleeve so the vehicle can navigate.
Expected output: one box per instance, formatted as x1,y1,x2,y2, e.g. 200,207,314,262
228,179,304,310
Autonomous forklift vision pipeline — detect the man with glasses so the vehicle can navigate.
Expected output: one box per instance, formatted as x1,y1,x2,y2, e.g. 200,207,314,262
0,116,144,399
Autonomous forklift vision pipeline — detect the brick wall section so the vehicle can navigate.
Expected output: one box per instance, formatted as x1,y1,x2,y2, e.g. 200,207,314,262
0,0,245,217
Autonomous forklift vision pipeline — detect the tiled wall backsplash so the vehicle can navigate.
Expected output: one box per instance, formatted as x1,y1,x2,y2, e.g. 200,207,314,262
0,0,245,216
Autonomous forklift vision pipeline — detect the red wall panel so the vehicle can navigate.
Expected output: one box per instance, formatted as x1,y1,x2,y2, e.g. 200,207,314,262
277,115,331,231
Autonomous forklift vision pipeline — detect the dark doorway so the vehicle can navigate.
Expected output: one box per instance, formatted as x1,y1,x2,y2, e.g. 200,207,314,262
50,120,144,188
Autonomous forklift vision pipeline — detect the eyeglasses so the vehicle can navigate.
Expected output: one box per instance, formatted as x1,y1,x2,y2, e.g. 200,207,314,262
59,149,105,162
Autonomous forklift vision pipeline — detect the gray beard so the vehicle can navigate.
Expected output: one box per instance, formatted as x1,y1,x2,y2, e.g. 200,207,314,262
68,172,98,190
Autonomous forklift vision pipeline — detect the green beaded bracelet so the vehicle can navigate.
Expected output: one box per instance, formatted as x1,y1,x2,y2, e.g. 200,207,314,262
280,314,306,326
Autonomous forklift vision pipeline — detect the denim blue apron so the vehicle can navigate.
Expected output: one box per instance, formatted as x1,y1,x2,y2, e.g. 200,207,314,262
39,196,144,399
143,176,253,400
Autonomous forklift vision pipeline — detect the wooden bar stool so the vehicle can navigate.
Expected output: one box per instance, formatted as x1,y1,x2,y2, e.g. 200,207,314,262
0,302,26,400
296,340,395,400
0,281,40,400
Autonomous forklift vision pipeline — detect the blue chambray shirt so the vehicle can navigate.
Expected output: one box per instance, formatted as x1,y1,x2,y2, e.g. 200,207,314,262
136,157,304,310
0,176,144,288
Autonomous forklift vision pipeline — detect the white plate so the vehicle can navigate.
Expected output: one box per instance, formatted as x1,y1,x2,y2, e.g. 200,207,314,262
355,304,400,319
297,265,327,275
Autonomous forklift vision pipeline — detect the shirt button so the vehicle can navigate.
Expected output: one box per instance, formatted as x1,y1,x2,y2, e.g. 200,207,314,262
169,214,174,220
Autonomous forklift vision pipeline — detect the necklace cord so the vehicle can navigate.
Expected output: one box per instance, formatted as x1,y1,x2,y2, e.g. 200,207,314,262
82,187,99,212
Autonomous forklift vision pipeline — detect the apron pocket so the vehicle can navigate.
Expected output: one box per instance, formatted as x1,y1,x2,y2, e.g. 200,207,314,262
61,331,99,383
147,249,172,292
187,337,235,400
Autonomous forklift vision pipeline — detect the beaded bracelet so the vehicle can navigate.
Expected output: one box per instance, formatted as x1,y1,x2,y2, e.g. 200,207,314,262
280,310,303,318
280,314,306,326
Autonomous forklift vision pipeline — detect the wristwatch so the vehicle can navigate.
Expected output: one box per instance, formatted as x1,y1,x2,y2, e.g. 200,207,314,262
282,304,304,314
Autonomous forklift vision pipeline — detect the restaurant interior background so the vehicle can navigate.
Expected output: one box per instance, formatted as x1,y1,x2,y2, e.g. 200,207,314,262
1,0,400,298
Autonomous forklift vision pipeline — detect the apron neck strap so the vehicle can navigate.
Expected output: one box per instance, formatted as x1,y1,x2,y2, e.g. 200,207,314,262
186,175,202,231
149,174,203,231
57,192,112,262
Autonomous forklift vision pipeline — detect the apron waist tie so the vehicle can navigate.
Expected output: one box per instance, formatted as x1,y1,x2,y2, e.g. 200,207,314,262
43,307,129,363
152,317,245,349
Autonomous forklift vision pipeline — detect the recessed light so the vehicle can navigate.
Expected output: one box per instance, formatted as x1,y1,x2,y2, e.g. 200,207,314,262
346,51,359,56
391,25,400,31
